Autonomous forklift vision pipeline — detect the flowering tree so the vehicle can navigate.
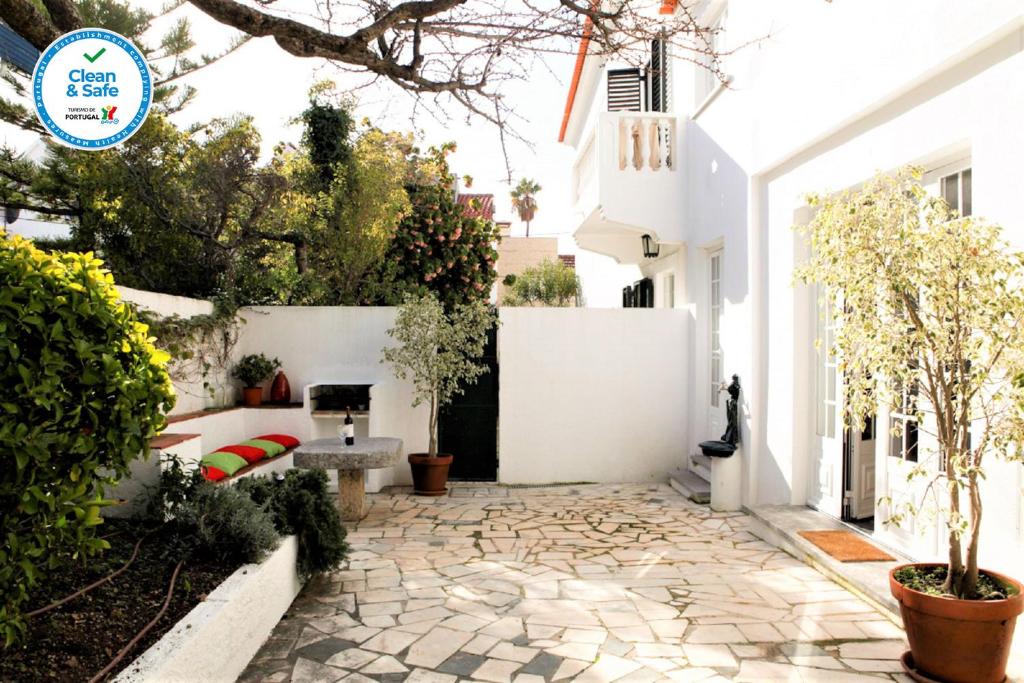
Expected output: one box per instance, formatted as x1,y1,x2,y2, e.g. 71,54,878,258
385,145,499,308
382,294,493,457
794,167,1024,598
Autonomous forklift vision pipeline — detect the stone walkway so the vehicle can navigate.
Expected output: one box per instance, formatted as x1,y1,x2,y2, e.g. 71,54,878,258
241,484,911,682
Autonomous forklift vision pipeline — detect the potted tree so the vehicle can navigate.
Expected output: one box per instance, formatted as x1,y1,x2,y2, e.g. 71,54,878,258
382,293,493,495
795,167,1024,683
232,353,280,407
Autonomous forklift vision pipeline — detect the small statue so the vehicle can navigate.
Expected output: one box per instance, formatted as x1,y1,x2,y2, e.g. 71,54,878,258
720,375,740,445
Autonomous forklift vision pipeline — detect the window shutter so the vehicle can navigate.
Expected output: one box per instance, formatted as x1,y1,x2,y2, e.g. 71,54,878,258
607,68,642,112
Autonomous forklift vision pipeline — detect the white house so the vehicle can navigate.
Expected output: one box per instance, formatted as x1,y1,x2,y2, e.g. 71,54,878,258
560,0,1024,574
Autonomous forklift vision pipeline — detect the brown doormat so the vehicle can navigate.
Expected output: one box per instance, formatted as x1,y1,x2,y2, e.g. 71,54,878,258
797,530,895,562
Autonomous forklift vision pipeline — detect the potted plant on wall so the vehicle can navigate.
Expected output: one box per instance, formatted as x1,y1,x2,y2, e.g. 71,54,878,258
232,353,280,407
382,293,493,495
795,167,1024,683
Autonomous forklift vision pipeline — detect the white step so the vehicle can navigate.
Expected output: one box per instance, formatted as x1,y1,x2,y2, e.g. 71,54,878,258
669,467,710,504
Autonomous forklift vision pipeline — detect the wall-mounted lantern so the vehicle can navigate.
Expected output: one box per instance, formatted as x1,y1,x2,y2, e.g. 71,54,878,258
641,234,660,259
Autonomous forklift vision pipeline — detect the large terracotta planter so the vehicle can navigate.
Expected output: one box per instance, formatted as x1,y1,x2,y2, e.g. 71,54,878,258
890,563,1023,683
242,386,263,407
408,453,453,496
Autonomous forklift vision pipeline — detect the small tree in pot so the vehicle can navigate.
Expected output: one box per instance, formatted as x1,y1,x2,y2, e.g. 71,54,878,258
795,167,1024,683
382,293,493,495
232,353,280,407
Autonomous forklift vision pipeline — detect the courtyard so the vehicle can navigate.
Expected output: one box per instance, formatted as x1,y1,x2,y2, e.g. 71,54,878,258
241,484,908,683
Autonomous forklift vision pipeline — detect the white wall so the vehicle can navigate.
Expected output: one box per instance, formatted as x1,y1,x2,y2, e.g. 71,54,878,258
237,307,429,487
498,308,688,484
118,286,226,416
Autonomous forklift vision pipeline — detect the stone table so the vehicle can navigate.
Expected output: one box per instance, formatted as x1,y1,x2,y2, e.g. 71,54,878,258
293,437,402,521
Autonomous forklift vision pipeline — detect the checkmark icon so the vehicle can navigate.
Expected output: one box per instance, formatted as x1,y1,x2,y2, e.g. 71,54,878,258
83,47,106,63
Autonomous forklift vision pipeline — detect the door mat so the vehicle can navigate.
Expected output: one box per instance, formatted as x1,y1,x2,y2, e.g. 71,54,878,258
797,530,895,562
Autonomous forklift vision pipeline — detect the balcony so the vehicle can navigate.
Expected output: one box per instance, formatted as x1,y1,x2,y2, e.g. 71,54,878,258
572,111,684,264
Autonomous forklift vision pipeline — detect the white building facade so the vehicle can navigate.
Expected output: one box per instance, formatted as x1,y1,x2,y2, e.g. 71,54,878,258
561,0,1024,574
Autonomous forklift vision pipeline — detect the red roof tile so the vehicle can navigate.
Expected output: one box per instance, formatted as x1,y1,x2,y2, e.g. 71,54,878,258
457,193,496,220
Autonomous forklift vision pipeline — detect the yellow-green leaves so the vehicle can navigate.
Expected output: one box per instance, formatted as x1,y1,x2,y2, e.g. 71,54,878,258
793,167,1024,597
0,231,175,643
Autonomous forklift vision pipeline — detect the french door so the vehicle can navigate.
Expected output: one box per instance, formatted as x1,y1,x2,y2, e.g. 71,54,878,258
708,249,725,439
808,288,844,517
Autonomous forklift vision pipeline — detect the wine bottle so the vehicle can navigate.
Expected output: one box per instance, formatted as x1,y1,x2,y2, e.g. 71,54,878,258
343,406,355,446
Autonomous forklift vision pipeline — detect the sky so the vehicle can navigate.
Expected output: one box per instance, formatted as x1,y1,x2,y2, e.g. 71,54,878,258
160,3,580,247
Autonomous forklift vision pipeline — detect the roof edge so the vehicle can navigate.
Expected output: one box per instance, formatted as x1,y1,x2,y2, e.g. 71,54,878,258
558,19,595,143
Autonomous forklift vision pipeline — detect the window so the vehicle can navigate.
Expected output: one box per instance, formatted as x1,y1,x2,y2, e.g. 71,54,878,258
710,250,723,407
940,168,972,216
814,288,837,439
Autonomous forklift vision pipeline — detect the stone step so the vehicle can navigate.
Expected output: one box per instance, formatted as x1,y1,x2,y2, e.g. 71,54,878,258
669,467,710,504
689,453,712,481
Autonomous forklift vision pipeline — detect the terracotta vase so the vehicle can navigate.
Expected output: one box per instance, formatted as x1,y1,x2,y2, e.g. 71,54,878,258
408,453,453,496
270,371,291,404
242,386,263,407
890,563,1024,683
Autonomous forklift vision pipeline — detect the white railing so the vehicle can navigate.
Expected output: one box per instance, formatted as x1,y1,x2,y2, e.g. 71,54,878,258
612,113,676,171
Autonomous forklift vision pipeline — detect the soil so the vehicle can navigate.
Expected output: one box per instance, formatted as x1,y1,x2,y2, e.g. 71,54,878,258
0,520,237,683
894,565,1017,600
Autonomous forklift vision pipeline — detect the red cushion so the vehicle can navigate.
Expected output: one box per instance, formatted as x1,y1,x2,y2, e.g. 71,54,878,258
201,465,227,482
254,433,300,449
216,444,268,464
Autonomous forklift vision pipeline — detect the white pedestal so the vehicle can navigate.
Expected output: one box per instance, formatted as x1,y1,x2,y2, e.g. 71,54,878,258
710,448,742,512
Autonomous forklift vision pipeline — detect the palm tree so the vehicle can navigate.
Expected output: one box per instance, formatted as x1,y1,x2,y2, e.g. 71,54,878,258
510,178,541,236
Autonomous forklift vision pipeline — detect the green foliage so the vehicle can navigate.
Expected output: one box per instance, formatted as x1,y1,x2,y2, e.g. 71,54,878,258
0,232,174,645
382,293,494,456
274,87,413,305
301,83,356,189
794,166,1024,598
502,259,581,307
134,302,240,399
231,353,280,388
170,483,280,566
236,470,349,578
384,146,500,308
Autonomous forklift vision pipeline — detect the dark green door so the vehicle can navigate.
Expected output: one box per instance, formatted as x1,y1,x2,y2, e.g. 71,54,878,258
439,326,498,481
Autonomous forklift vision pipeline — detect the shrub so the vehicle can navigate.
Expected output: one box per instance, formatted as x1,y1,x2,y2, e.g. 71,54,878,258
502,259,581,307
384,145,500,308
0,232,174,645
170,483,280,566
231,353,279,388
236,470,349,577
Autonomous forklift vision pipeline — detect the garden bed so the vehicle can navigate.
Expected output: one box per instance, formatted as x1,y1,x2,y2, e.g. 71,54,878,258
0,520,237,683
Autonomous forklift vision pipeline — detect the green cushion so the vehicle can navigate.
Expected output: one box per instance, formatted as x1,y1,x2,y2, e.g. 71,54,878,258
201,451,248,476
240,438,285,458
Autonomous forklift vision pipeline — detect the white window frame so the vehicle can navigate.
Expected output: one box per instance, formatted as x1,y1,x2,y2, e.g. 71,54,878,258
709,249,723,408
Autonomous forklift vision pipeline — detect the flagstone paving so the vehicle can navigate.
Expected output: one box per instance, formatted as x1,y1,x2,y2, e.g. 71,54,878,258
240,483,913,682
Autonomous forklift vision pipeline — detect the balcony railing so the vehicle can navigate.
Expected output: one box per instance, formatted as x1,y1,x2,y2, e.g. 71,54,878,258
615,113,675,171
571,111,683,263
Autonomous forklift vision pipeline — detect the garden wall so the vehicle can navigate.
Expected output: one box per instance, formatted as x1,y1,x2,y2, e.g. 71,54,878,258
497,308,688,484
118,287,230,416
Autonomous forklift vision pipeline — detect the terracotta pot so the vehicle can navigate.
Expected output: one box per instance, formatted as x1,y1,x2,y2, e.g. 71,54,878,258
890,563,1024,683
270,371,291,404
408,453,453,496
242,386,263,407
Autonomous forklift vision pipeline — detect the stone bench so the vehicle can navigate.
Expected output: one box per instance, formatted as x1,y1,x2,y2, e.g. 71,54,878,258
292,437,402,521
